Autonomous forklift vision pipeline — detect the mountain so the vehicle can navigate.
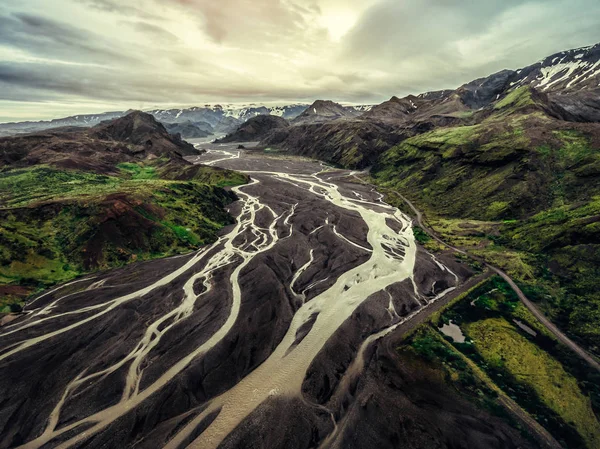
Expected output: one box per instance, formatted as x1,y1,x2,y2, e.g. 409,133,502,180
372,85,599,219
511,44,600,92
292,100,362,125
263,43,600,168
0,111,201,174
371,82,600,355
89,111,199,156
216,115,289,143
0,111,125,137
262,120,404,167
361,95,423,121
164,121,213,139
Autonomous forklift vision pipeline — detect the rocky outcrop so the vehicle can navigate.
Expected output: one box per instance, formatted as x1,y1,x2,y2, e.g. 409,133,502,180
262,120,404,168
164,120,213,139
89,111,197,156
217,115,289,143
292,100,361,125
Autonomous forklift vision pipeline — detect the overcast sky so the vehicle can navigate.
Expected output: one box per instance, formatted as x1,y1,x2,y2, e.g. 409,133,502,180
1,0,599,122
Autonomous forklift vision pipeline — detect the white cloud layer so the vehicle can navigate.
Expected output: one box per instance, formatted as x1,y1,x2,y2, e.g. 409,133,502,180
0,0,599,121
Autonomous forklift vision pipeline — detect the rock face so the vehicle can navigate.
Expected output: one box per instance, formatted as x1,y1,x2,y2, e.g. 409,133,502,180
511,43,600,92
0,111,199,173
292,100,362,125
216,115,290,143
455,69,516,108
164,120,213,139
263,120,404,168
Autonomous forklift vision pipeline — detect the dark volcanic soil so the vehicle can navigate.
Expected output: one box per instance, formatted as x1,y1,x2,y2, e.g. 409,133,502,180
0,144,536,449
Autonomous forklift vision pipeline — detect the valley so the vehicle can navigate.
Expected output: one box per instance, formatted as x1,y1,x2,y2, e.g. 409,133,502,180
1,39,600,449
0,144,538,449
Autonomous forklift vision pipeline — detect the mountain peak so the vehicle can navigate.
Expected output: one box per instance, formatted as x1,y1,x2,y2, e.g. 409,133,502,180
511,42,600,92
90,111,196,156
292,100,360,125
91,111,168,142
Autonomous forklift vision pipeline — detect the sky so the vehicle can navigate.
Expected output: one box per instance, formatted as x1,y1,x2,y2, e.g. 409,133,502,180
1,0,599,122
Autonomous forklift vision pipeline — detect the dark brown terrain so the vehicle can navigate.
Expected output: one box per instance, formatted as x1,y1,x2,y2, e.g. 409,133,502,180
0,144,537,449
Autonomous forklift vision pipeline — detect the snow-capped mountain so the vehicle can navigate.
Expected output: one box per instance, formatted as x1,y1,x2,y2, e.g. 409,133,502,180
0,104,311,137
511,43,600,92
368,42,600,123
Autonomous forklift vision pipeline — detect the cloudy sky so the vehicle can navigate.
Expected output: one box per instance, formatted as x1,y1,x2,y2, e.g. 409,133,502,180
1,0,599,122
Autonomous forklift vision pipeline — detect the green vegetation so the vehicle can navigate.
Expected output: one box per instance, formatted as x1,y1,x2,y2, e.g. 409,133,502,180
373,109,599,222
468,318,599,447
160,163,249,187
406,276,600,448
0,163,247,311
412,226,431,244
401,327,527,438
372,121,535,221
0,167,121,208
452,277,600,448
117,162,158,179
374,101,600,444
372,102,600,358
494,86,537,111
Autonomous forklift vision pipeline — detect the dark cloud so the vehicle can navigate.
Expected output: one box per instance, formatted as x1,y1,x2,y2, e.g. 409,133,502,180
341,0,528,63
165,0,327,49
0,12,137,64
0,57,369,107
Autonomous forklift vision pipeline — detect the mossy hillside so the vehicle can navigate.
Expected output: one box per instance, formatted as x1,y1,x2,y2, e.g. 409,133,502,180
399,327,530,440
372,114,600,221
409,199,600,358
372,109,600,356
159,163,249,187
0,167,123,208
405,328,506,412
373,122,536,220
434,276,600,449
0,183,234,286
495,198,600,355
493,86,538,112
468,318,600,448
0,164,247,310
117,162,158,179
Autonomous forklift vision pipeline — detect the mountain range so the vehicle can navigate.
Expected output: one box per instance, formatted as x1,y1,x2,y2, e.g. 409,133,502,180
0,103,373,139
243,43,600,167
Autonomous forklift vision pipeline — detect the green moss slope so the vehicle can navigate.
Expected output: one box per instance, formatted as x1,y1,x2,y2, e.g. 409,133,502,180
0,163,247,311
